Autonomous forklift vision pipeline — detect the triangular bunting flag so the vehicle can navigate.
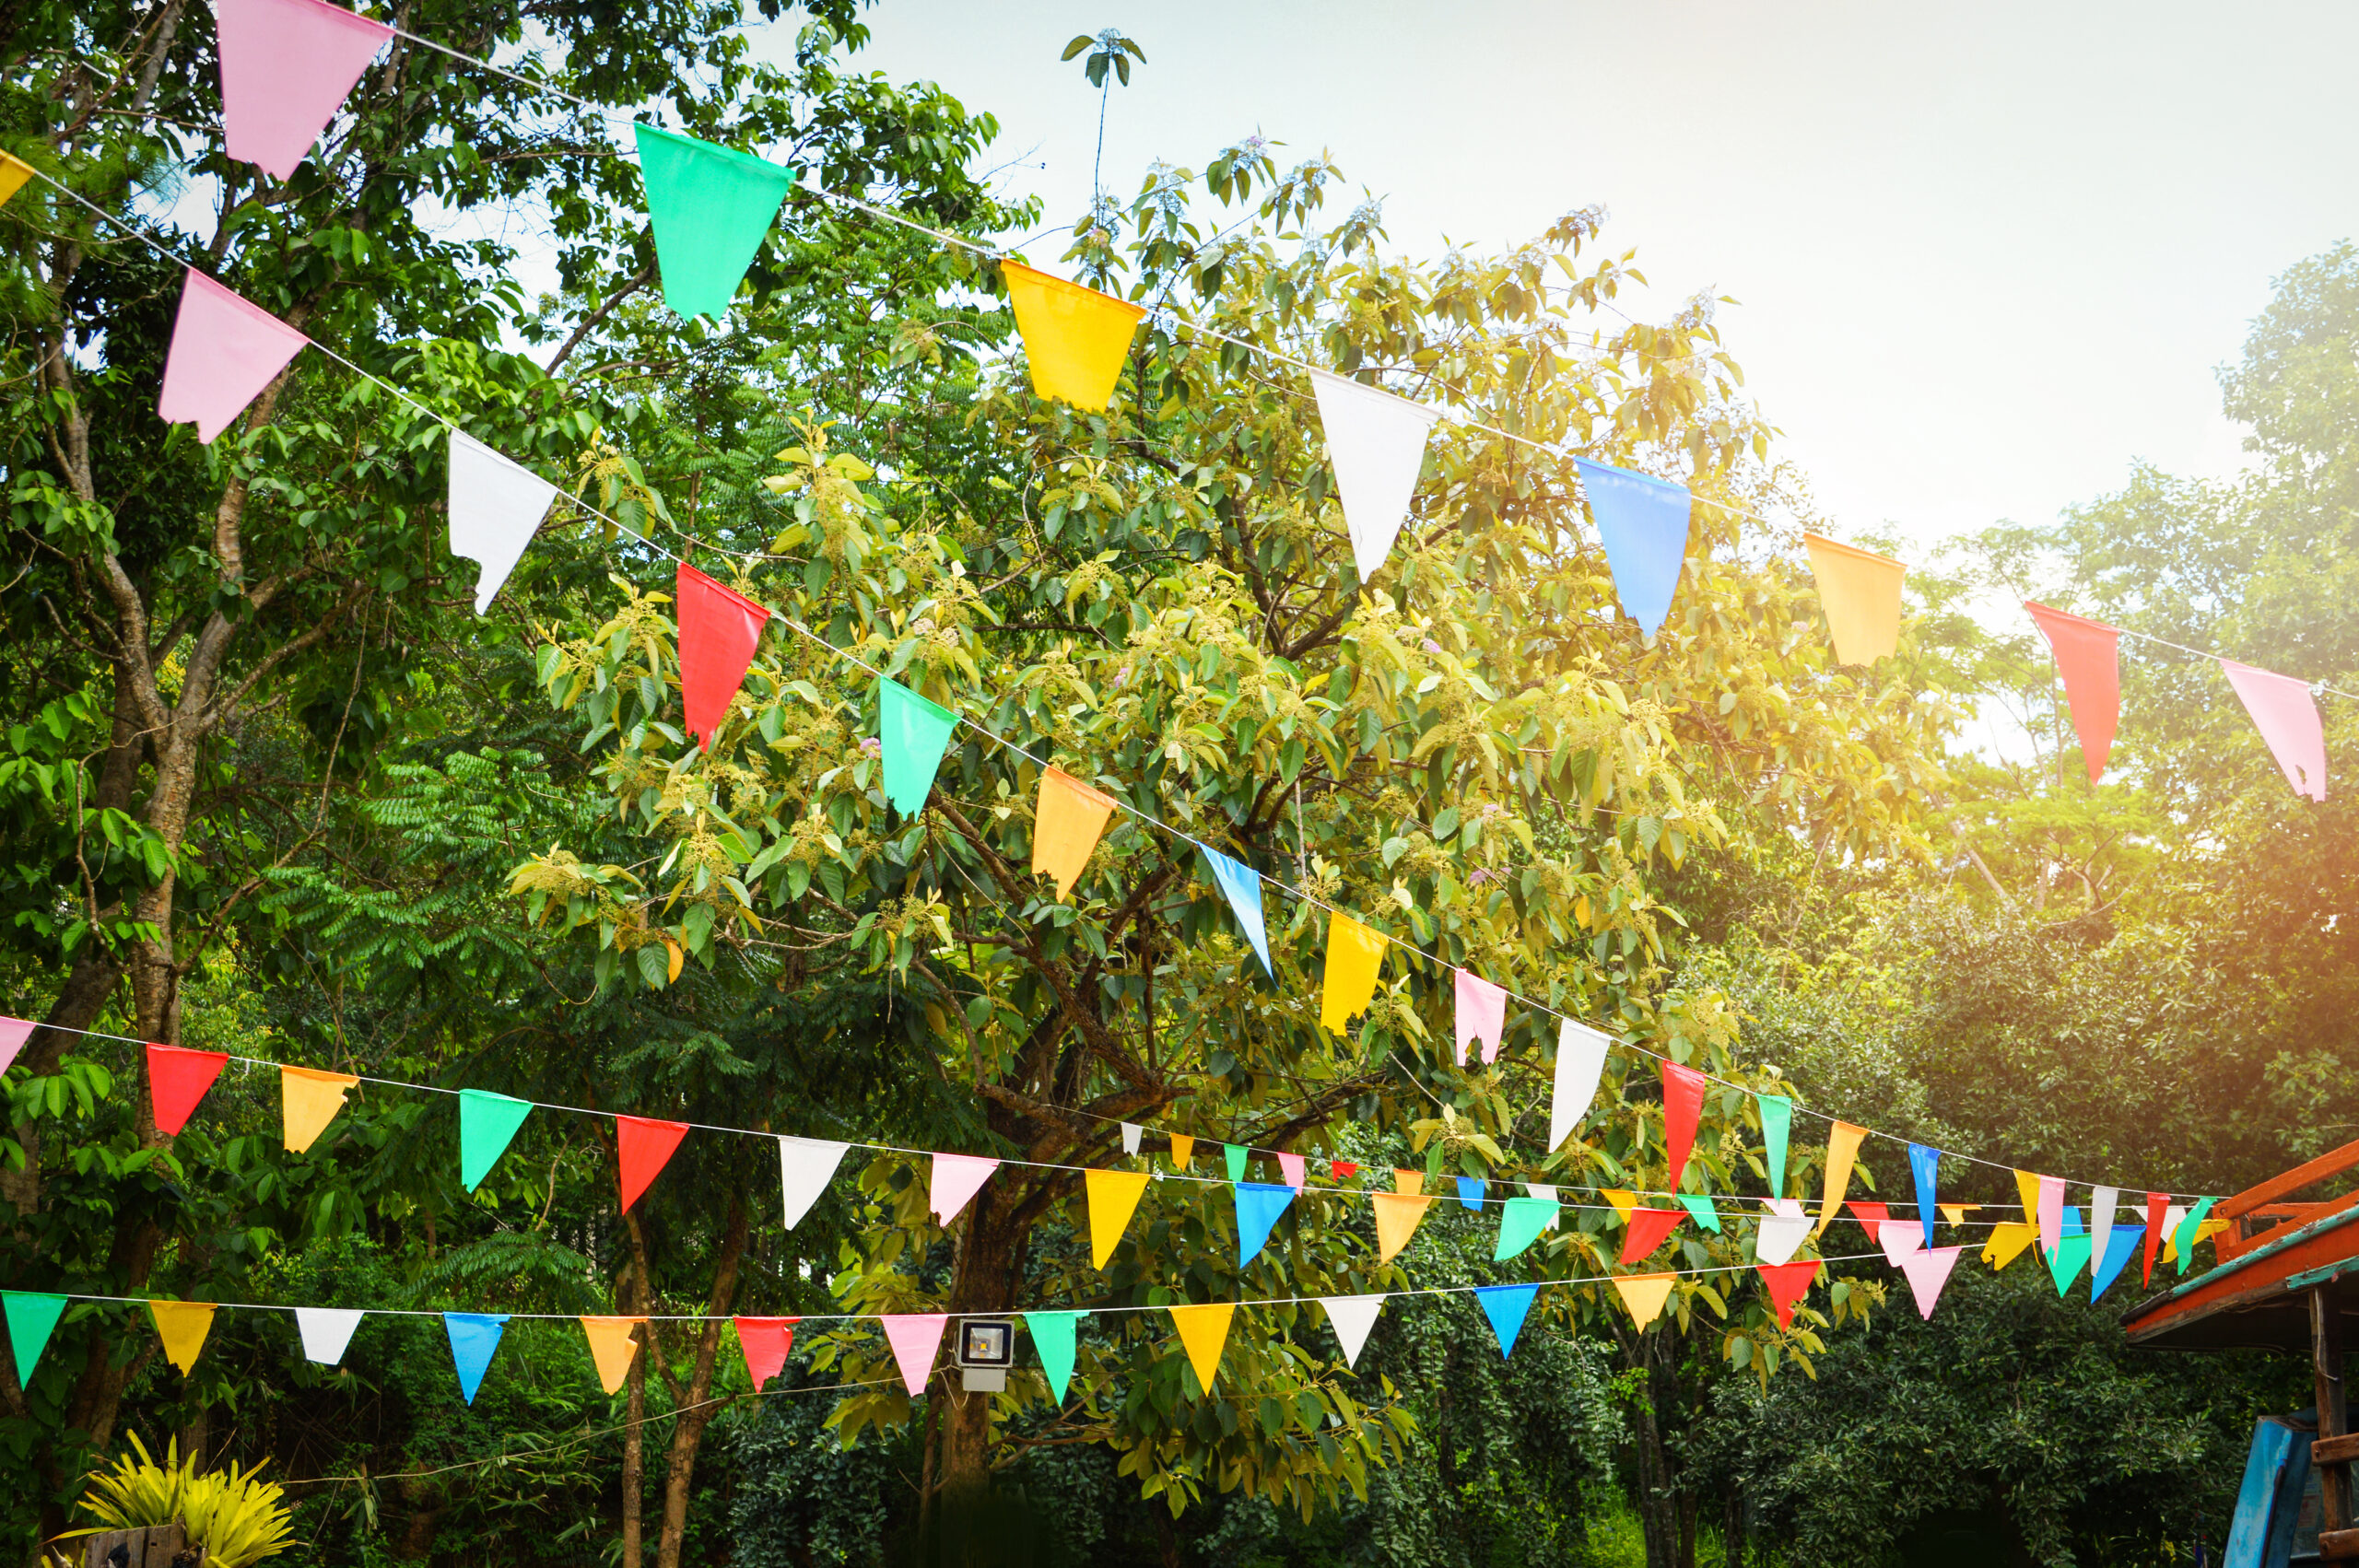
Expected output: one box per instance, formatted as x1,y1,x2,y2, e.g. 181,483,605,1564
1168,1133,1195,1169
929,1153,998,1224
1676,1193,1722,1233
581,1316,644,1395
675,564,769,751
0,1015,33,1075
2142,1192,2169,1285
2160,1204,2189,1262
778,1136,848,1229
1661,1061,1706,1188
616,1115,690,1211
1332,1160,1360,1181
1982,1222,2039,1270
1396,1169,1426,1197
1755,1198,1810,1267
1525,1182,1558,1202
1550,1019,1611,1150
1457,1176,1488,1211
1813,1121,1867,1237
1310,369,1441,582
1494,1195,1557,1260
4,1292,66,1385
1474,1282,1541,1357
148,1044,229,1137
1602,1188,1637,1222
1939,1204,1978,1226
1234,1181,1297,1266
1898,1246,1963,1319
1319,1295,1384,1370
632,124,797,321
2014,1168,2043,1226
2090,1223,2145,1303
1120,1121,1143,1156
1757,1259,1820,1329
1202,848,1272,976
2223,660,2328,801
1320,910,1386,1034
1276,1152,1306,1191
1086,1168,1150,1268
448,432,559,614
1033,767,1116,899
1757,1094,1792,1199
879,677,958,816
1802,533,1907,665
736,1316,798,1388
2036,1175,2066,1257
1027,1310,1083,1401
157,269,309,443
1168,1302,1235,1395
1224,1143,1250,1183
280,1064,357,1153
1848,1200,1891,1242
458,1088,533,1191
1878,1214,1923,1269
1908,1143,1941,1250
1620,1207,1684,1265
0,153,32,209
1574,456,1693,638
1000,261,1145,411
444,1312,508,1404
2024,601,2120,782
295,1306,364,1366
215,0,392,180
1372,1191,1432,1263
1453,968,1508,1066
149,1301,217,1375
2174,1198,2218,1275
2091,1186,2118,1274
2048,1225,2094,1297
881,1313,948,1397
1611,1272,1678,1329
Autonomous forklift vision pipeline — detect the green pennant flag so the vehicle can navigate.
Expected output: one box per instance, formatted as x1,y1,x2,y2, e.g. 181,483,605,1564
1493,1196,1556,1261
634,124,797,322
1757,1094,1791,1199
1027,1310,1084,1402
4,1291,66,1385
878,678,958,817
1676,1193,1722,1234
459,1089,534,1192
1224,1142,1249,1183
2175,1197,2218,1276
2048,1231,2094,1297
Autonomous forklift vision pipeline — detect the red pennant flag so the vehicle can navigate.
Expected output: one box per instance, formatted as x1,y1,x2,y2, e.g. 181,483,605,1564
147,1044,229,1136
1332,1161,1359,1181
616,1116,690,1211
1758,1258,1822,1328
1620,1206,1685,1264
1847,1199,1890,1240
735,1316,800,1388
2024,601,2120,783
1661,1061,1706,1188
2142,1191,2169,1286
675,564,770,750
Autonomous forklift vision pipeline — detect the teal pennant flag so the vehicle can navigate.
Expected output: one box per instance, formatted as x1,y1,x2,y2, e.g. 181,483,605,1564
878,678,958,816
1026,1310,1084,1402
1494,1196,1558,1260
459,1089,534,1192
634,124,797,320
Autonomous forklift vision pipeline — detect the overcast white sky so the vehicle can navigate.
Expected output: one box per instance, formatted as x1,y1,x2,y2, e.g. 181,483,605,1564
771,0,2359,555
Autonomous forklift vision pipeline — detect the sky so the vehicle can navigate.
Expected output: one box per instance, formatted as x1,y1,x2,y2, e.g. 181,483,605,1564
759,0,2359,557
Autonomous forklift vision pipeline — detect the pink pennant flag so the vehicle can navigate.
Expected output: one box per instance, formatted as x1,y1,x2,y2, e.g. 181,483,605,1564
929,1153,999,1223
2036,1176,2066,1256
217,0,393,181
1276,1152,1306,1191
2222,661,2328,801
1454,969,1508,1065
880,1312,948,1396
1898,1245,1965,1318
1879,1215,1924,1268
157,270,310,444
0,1015,32,1075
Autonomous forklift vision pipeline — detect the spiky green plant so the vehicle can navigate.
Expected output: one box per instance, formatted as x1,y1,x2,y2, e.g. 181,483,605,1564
56,1434,295,1568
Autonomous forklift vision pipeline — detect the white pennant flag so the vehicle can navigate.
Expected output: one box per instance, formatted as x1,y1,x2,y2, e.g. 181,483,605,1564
1121,1121,1143,1156
1319,1294,1386,1369
2162,1203,2189,1259
2091,1186,2118,1271
778,1135,850,1229
1524,1183,1557,1201
1550,1019,1612,1151
1311,369,1441,582
448,431,560,614
1755,1197,1811,1266
296,1306,366,1365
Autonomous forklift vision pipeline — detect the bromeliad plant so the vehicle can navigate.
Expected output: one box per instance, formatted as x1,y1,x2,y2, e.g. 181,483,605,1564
57,1434,295,1568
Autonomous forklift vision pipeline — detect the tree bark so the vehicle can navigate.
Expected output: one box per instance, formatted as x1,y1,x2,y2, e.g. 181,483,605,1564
652,1190,747,1568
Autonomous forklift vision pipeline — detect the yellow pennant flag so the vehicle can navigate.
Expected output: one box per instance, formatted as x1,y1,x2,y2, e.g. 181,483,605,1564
1813,1122,1868,1237
1802,533,1907,666
149,1301,217,1375
1393,1168,1424,1197
1002,261,1146,411
580,1316,645,1395
281,1065,359,1153
1032,768,1116,900
1982,1222,2038,1270
2165,1217,2231,1265
1320,911,1387,1035
1938,1203,1978,1226
1611,1272,1679,1328
0,154,32,209
1372,1192,1433,1263
1168,1133,1195,1170
1602,1188,1637,1223
2013,1169,2041,1221
1168,1302,1236,1396
1086,1169,1151,1269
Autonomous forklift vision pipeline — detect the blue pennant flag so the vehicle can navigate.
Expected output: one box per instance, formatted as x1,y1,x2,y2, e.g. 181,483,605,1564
1908,1143,1941,1250
1473,1282,1541,1357
1456,1176,1487,1212
1574,457,1693,638
1234,1181,1297,1266
2090,1222,2146,1303
1203,848,1272,977
444,1312,510,1405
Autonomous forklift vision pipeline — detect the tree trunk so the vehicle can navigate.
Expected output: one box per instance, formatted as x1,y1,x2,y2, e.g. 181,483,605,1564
622,1276,647,1568
935,1179,1028,1500
651,1190,747,1568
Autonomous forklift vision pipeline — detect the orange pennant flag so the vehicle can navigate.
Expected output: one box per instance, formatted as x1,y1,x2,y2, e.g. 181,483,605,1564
149,1301,217,1375
1032,767,1116,900
1982,1222,2038,1270
1320,911,1387,1035
0,154,32,209
1086,1169,1151,1269
1802,533,1907,666
1393,1168,1425,1197
1610,1272,1679,1328
1372,1191,1434,1263
1813,1122,1868,1237
581,1316,645,1394
1168,1133,1194,1170
1002,261,1146,411
281,1064,358,1153
1168,1302,1236,1395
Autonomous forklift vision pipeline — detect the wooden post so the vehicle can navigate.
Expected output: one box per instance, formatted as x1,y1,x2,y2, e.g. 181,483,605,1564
79,1522,200,1567
2314,1283,2359,1559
